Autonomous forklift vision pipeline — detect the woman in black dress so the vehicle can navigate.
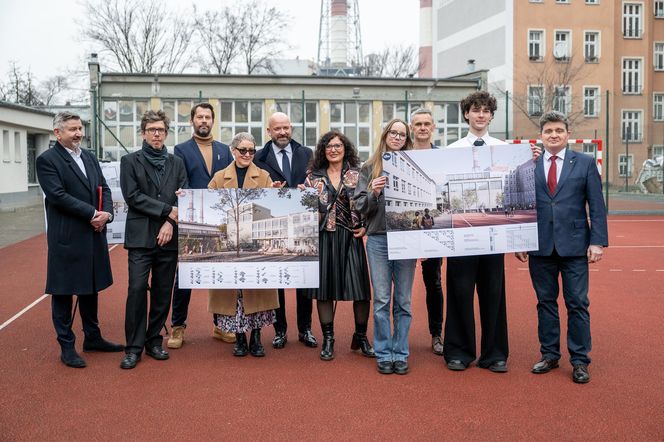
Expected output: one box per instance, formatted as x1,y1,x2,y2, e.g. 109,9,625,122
305,130,374,361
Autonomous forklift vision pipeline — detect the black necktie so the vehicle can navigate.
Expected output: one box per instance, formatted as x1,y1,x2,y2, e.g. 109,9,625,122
280,149,291,185
473,138,485,146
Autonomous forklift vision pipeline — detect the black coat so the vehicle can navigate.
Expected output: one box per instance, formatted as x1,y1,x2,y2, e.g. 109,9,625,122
253,139,312,187
36,142,113,295
120,149,187,251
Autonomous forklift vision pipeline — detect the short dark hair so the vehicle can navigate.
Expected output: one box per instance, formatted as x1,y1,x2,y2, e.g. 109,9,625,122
539,111,569,132
190,102,215,121
140,110,170,132
459,91,497,123
53,111,81,130
310,130,360,171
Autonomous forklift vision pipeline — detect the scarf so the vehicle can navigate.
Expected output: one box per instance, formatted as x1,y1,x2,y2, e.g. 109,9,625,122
141,140,168,185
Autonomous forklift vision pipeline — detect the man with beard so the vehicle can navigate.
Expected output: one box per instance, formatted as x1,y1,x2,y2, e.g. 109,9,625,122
119,110,187,369
36,111,123,368
253,112,317,349
168,103,233,349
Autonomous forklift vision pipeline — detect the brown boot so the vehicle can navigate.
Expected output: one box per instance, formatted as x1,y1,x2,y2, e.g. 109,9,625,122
167,326,185,349
213,327,237,343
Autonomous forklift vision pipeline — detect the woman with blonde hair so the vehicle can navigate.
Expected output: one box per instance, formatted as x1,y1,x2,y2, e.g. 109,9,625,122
353,119,417,375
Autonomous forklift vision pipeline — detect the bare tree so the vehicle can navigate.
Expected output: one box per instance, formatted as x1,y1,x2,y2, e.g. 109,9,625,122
363,45,422,78
81,0,193,73
0,61,43,106
193,6,243,74
40,75,69,106
238,1,291,74
211,188,266,257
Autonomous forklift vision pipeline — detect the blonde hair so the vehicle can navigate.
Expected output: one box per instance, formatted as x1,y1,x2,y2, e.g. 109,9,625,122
365,118,413,183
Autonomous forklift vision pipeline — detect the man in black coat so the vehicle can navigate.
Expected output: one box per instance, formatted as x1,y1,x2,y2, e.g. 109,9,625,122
253,112,317,349
119,110,187,369
36,111,123,368
168,102,233,349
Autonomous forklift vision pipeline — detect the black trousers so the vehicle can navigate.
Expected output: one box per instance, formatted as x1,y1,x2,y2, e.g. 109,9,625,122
274,288,313,334
421,257,444,337
443,254,509,367
125,248,178,354
51,294,102,349
170,269,191,327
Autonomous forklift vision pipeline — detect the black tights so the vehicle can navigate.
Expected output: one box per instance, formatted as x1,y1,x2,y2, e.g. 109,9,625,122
317,300,370,334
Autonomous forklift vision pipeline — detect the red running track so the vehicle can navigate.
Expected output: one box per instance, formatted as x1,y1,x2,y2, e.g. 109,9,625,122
0,216,662,440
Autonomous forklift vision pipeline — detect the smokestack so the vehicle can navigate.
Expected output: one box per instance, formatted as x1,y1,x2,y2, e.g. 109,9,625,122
199,191,204,223
330,0,348,66
419,0,433,77
467,59,476,72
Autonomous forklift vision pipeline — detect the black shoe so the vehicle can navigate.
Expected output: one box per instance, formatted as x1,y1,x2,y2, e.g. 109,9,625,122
351,332,376,358
572,364,590,384
488,360,508,373
446,359,468,371
532,358,559,374
83,337,124,353
234,333,248,357
145,345,169,360
60,348,86,368
298,329,318,348
272,330,287,349
393,360,409,375
377,361,394,375
120,353,140,369
319,323,334,361
249,329,265,357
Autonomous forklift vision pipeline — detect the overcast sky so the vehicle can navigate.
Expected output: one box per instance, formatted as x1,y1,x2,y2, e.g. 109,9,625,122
0,0,419,82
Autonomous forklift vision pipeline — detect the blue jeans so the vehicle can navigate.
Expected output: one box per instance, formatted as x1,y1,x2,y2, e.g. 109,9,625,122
365,235,416,363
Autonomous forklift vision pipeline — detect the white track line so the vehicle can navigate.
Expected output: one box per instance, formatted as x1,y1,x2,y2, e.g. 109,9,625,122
0,244,119,332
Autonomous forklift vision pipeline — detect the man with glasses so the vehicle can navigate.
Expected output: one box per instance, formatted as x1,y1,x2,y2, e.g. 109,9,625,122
119,110,187,369
410,108,444,356
168,103,233,349
254,112,317,349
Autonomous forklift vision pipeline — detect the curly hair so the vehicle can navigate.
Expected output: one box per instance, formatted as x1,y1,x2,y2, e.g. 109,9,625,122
140,109,170,132
309,130,360,171
459,91,497,123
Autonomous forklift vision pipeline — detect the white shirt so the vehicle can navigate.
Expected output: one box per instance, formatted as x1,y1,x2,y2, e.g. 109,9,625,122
271,142,292,173
64,146,87,177
543,148,566,183
446,132,507,148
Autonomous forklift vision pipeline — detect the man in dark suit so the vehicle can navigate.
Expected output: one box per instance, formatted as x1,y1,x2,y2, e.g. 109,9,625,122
36,111,123,368
168,102,233,349
119,110,187,369
516,111,608,384
253,111,317,349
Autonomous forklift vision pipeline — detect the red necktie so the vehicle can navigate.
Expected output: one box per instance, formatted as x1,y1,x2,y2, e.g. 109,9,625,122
547,155,558,194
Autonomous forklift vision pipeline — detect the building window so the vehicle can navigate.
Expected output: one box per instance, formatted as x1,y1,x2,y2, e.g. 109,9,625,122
218,100,264,147
330,101,372,160
102,99,150,160
383,102,423,123
553,30,571,61
27,134,36,184
433,102,467,146
529,0,543,2
393,175,399,189
584,32,600,62
655,43,664,70
655,1,664,17
528,30,544,61
622,58,642,94
654,94,664,121
14,132,21,163
553,86,571,115
584,87,600,117
623,3,642,38
653,146,664,160
528,85,544,116
619,154,633,177
2,130,9,162
583,143,597,158
275,101,318,146
621,110,642,142
556,0,570,3
586,0,599,4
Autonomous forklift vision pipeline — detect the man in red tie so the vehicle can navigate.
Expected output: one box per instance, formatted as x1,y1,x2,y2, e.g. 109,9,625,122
516,111,608,384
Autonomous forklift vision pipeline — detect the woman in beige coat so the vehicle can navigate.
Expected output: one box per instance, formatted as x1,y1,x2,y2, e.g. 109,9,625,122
208,132,279,357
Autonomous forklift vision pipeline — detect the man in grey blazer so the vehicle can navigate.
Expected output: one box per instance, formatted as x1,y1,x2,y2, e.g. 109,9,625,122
516,111,608,384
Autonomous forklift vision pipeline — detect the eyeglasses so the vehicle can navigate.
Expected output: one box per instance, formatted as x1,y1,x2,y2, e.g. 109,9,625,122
387,130,407,140
325,143,344,151
144,128,167,135
235,148,256,156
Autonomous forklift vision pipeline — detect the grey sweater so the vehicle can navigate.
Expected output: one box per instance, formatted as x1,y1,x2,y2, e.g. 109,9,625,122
353,165,387,235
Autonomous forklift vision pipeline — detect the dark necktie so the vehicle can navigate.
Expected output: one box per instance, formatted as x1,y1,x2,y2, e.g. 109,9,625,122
280,149,291,185
473,138,485,146
547,155,558,195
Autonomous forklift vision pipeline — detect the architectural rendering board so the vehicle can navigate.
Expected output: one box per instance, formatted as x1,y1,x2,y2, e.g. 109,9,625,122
382,146,539,260
177,188,319,288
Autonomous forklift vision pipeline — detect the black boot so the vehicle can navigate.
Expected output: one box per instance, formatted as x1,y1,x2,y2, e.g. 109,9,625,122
233,333,248,357
319,323,335,361
249,328,265,357
351,332,376,358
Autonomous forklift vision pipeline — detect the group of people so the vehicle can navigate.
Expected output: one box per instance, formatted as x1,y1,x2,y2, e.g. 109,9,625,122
37,90,607,384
